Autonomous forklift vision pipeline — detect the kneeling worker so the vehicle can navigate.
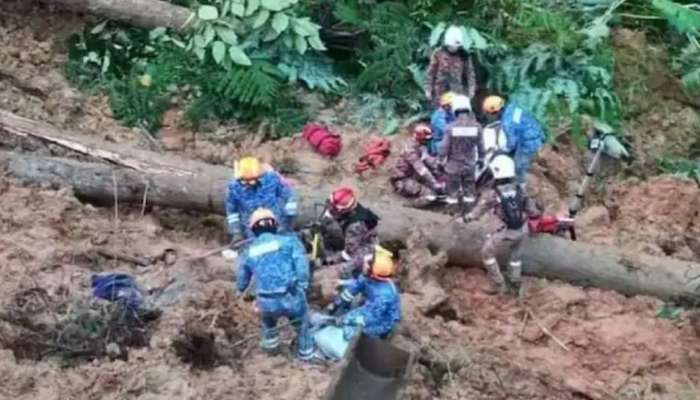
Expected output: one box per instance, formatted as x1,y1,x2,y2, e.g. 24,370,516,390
391,123,446,198
236,208,314,361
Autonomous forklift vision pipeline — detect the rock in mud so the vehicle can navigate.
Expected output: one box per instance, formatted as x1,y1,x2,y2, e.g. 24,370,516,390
172,325,218,370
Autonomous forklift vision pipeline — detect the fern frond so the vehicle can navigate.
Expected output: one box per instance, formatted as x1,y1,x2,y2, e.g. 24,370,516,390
215,62,282,107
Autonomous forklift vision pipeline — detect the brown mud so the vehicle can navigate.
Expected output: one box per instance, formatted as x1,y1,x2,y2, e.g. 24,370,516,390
1,2,700,400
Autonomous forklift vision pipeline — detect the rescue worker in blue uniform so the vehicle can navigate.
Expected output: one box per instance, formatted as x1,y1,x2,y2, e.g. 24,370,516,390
429,91,456,155
328,246,401,340
225,157,298,239
481,95,545,189
236,208,314,361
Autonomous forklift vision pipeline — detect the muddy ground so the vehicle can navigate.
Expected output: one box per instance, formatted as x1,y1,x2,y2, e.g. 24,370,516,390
1,2,700,400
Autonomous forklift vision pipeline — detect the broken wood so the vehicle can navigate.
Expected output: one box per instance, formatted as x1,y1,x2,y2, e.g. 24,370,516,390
43,0,195,31
2,110,700,301
94,247,150,267
525,308,570,352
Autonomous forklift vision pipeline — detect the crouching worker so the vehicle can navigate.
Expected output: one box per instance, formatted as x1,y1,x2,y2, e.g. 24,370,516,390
322,187,380,278
391,123,446,198
226,156,298,240
464,155,540,296
328,246,401,340
236,208,314,361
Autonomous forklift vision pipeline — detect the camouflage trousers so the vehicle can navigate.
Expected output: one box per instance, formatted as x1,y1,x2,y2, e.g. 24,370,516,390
391,177,434,198
481,227,527,290
445,159,476,201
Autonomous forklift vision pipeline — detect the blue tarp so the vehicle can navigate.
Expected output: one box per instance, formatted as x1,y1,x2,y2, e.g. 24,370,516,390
91,273,144,310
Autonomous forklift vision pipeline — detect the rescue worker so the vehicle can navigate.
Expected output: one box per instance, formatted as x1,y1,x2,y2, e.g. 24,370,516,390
481,95,545,190
429,91,456,155
328,246,401,340
391,123,446,198
440,94,481,204
225,156,298,239
464,155,540,296
322,187,380,278
425,26,478,107
236,208,314,361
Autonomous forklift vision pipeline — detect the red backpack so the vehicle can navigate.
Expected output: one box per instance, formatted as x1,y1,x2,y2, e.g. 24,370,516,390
302,123,342,157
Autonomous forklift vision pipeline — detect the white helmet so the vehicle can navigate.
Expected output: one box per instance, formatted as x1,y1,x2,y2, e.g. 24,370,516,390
489,154,516,180
443,26,463,49
451,95,471,113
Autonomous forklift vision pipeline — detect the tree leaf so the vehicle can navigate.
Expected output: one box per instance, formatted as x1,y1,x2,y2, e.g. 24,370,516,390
294,35,308,55
231,3,245,17
308,34,326,51
459,26,473,50
193,33,207,48
246,0,260,16
283,34,293,48
292,17,317,37
252,9,271,29
429,22,446,47
198,5,219,20
149,27,167,41
652,0,700,34
467,28,488,50
215,27,238,45
91,21,108,35
682,67,700,92
228,46,252,66
221,0,231,17
261,0,285,12
382,117,399,136
272,13,290,34
212,41,226,64
203,24,216,46
263,28,281,41
194,46,206,61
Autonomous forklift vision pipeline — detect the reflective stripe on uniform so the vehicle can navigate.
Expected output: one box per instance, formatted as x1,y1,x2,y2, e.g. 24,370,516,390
285,201,298,213
513,108,523,124
341,251,351,262
452,127,479,138
249,240,281,258
509,260,522,267
298,346,314,359
227,214,240,224
484,258,498,266
262,334,280,349
340,289,354,302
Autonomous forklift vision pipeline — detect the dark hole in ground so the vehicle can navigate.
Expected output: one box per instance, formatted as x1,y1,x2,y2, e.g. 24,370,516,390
172,325,218,370
424,300,460,322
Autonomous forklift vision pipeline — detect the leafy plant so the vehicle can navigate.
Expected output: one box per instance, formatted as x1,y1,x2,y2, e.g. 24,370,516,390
652,0,700,93
659,157,700,184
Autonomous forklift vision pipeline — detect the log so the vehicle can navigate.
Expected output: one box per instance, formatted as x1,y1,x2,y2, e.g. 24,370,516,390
1,150,700,302
43,0,195,31
1,109,700,300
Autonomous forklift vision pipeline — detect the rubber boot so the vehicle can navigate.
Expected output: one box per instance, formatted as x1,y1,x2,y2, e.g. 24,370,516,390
482,259,508,295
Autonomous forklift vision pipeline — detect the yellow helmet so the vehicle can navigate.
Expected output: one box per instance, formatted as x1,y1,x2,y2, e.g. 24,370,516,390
235,157,263,182
483,95,505,115
440,91,456,107
248,208,277,228
370,246,395,280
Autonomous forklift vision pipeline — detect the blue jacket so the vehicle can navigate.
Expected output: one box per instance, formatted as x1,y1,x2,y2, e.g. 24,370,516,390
225,171,298,237
337,276,401,338
501,103,545,155
236,232,310,298
429,108,455,155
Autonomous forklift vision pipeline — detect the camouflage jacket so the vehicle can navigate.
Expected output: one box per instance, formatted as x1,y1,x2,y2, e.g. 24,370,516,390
439,114,482,171
392,139,441,186
467,183,540,230
426,48,477,102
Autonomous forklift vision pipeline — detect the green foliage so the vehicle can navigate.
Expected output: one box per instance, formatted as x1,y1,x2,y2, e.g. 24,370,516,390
659,157,700,184
656,303,683,320
277,52,348,93
651,0,700,34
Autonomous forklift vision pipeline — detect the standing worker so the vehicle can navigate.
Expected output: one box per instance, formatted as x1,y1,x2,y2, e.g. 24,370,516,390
328,246,401,340
464,155,540,296
429,91,456,155
322,187,380,278
480,95,545,190
236,208,315,361
440,95,482,204
391,123,446,198
425,26,479,107
225,156,298,239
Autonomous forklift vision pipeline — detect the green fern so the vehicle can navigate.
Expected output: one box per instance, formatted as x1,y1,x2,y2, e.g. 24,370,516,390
277,52,347,93
214,61,282,107
652,0,700,34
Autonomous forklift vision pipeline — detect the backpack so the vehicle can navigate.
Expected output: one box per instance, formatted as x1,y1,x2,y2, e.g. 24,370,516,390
339,204,380,233
495,184,526,230
302,123,342,157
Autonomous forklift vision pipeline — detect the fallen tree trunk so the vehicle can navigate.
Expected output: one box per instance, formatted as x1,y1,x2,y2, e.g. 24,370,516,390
43,0,195,31
1,150,699,302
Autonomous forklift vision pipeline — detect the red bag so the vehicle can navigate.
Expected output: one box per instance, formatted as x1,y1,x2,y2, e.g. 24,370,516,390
528,215,560,234
302,123,342,157
355,138,392,174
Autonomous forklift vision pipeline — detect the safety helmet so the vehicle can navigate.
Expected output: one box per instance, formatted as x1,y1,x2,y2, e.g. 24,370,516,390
489,154,516,180
368,246,395,281
329,186,357,213
443,26,463,49
249,207,278,232
440,91,456,107
413,123,433,142
235,156,263,185
482,95,505,115
452,95,472,113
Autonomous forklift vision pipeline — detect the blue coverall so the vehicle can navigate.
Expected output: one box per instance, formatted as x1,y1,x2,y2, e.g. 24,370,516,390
429,108,456,155
236,232,314,360
334,275,401,339
500,103,545,188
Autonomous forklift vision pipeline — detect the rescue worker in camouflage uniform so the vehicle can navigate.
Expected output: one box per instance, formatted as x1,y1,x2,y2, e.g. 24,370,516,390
481,95,545,190
429,92,456,155
439,95,482,204
464,155,540,296
321,187,380,278
328,246,401,340
391,123,446,198
425,26,478,107
225,157,298,239
236,208,315,361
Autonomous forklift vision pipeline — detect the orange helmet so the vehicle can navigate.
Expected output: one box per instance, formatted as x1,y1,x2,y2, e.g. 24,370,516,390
368,246,395,281
482,95,505,115
329,186,357,213
413,123,433,142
